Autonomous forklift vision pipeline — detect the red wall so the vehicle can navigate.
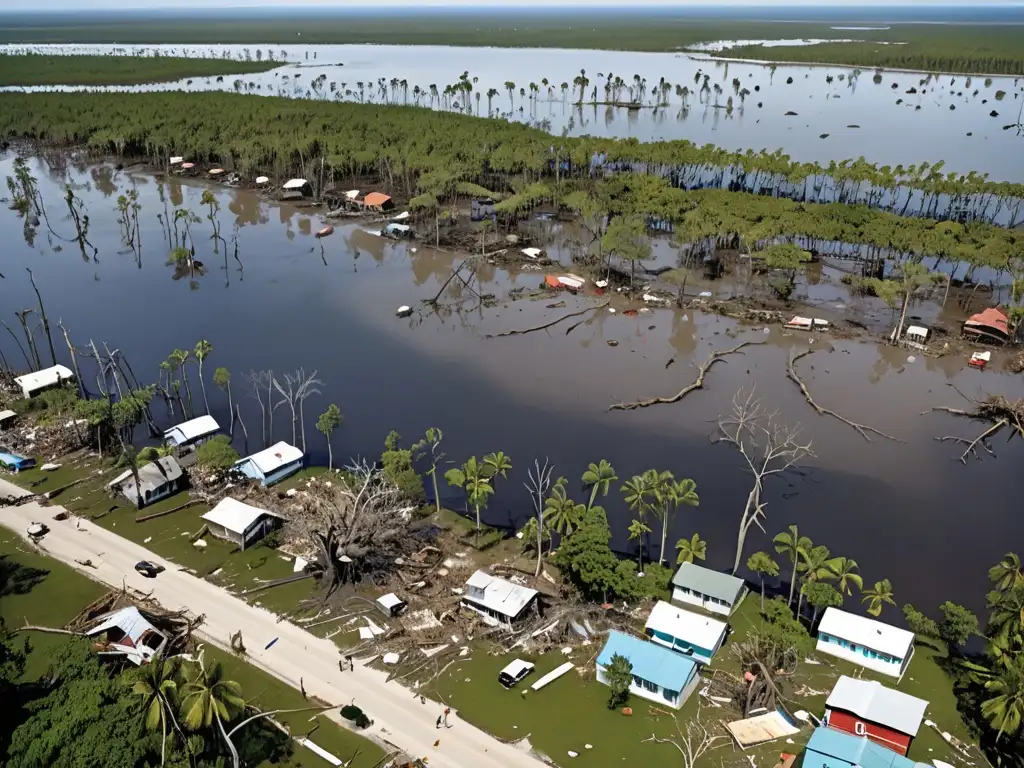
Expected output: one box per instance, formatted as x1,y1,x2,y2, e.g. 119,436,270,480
826,709,912,756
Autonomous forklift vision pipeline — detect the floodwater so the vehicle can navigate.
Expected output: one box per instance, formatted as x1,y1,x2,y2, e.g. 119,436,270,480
2,154,1023,616
3,43,1024,180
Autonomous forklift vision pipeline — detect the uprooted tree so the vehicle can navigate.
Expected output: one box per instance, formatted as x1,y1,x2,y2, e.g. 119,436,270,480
731,629,802,717
929,384,1024,463
287,460,420,594
715,388,814,576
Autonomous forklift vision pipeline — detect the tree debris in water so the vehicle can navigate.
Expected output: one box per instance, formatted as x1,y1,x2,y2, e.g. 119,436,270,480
928,384,1024,463
487,301,608,338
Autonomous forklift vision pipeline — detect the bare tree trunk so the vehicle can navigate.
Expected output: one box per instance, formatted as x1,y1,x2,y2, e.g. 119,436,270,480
26,269,57,366
16,310,41,370
198,360,210,414
235,404,249,455
58,322,86,399
0,320,31,369
226,381,235,437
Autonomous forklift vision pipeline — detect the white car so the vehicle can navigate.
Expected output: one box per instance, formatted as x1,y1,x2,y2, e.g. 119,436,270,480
498,659,535,689
26,522,49,539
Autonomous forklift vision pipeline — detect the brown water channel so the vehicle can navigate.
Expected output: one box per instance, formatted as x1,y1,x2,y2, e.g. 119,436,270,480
2,155,1022,614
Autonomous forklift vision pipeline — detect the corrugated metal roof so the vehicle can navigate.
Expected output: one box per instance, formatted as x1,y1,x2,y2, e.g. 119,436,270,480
121,456,183,496
645,600,727,651
202,497,271,535
826,676,928,736
817,608,914,659
15,364,74,395
462,570,538,618
164,414,220,445
597,630,697,690
363,192,392,206
806,727,929,768
236,441,303,476
671,562,746,604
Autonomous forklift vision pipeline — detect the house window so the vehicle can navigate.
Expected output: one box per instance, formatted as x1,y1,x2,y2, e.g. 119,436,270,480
663,688,678,703
633,675,643,688
855,722,866,736
679,587,691,595
642,678,658,693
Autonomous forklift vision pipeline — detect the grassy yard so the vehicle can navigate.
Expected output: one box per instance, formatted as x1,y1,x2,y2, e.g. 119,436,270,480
0,528,384,768
422,596,977,768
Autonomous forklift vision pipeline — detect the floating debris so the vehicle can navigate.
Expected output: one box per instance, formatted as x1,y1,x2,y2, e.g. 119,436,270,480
396,305,413,318
819,133,830,139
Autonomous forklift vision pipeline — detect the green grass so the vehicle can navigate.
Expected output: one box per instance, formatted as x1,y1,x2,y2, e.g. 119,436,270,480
0,528,107,679
0,54,281,86
0,526,384,768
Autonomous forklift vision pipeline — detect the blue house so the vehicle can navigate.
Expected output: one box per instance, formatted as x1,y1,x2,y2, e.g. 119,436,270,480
803,727,930,768
234,441,304,487
0,452,35,472
596,630,700,710
644,600,728,665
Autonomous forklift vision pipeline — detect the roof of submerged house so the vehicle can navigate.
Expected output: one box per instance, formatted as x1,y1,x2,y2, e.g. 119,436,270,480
817,607,914,658
964,307,1009,337
15,364,74,394
462,570,538,618
202,497,276,535
826,676,928,736
597,630,697,689
363,192,392,206
164,414,220,444
119,457,183,496
671,562,746,604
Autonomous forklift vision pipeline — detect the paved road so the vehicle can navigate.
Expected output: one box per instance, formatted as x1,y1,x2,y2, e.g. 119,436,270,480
0,478,538,768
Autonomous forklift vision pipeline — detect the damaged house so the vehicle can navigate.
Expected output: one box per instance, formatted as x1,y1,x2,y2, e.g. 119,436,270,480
461,570,539,629
85,607,168,665
109,456,185,508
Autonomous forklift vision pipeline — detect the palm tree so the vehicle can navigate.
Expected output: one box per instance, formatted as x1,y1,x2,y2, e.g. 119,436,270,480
666,477,699,564
168,348,193,418
543,483,585,554
520,516,550,557
828,557,863,596
773,525,812,609
628,518,651,573
194,339,213,414
180,657,245,766
675,533,706,564
747,551,779,610
990,553,1024,593
445,456,493,537
315,403,343,470
117,442,144,507
132,658,181,767
981,658,1024,741
483,451,512,487
622,473,653,556
861,579,896,617
797,545,836,616
582,459,617,510
213,366,233,436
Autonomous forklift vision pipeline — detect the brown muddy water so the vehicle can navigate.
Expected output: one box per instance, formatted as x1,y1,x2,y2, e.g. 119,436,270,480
2,154,1022,614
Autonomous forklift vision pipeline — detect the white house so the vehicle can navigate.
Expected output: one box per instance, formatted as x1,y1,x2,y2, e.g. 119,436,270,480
816,607,916,679
164,414,220,449
644,600,729,664
234,441,304,487
596,630,701,710
114,456,184,508
460,570,539,628
671,562,748,616
15,364,74,398
201,497,282,550
85,607,167,665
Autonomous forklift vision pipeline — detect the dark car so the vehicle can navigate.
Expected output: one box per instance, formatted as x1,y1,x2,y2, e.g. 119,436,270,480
134,561,165,578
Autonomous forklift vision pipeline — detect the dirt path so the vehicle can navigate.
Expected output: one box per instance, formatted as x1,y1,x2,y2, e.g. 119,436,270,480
0,478,540,768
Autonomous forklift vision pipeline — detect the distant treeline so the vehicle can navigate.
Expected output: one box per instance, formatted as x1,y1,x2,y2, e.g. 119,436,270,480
0,91,1021,226
0,53,280,86
712,41,1024,77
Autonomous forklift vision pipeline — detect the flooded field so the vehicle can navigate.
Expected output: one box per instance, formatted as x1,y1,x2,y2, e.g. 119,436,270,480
2,153,1022,614
3,43,1023,179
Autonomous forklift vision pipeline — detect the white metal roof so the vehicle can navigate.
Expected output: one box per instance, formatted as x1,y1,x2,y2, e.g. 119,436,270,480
521,247,543,259
202,497,272,535
463,570,538,618
283,178,309,189
826,675,928,736
15,364,74,395
255,175,270,185
500,659,535,678
0,409,15,422
164,414,220,445
377,593,406,610
645,600,728,650
238,441,304,475
906,325,929,338
817,607,914,659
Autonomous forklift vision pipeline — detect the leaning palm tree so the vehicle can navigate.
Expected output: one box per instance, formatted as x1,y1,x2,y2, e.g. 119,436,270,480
773,525,812,609
675,532,707,564
581,459,617,510
666,476,699,564
194,339,213,414
132,657,181,767
990,553,1024,593
861,579,896,617
981,658,1024,742
180,657,245,766
828,557,863,596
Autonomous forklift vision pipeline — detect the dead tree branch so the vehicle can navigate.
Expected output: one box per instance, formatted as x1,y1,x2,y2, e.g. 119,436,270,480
487,301,609,338
610,341,761,411
926,384,1024,463
641,707,726,768
787,349,903,442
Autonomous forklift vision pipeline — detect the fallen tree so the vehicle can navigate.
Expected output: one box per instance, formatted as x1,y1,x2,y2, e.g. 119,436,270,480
928,384,1024,463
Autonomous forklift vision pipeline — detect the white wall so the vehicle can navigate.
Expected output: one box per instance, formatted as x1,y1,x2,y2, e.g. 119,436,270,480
815,638,912,679
672,587,732,617
596,664,700,711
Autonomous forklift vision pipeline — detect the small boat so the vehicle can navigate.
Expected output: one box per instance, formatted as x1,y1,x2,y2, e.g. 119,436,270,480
784,316,829,331
969,350,991,369
557,274,585,291
316,225,335,239
180,162,195,170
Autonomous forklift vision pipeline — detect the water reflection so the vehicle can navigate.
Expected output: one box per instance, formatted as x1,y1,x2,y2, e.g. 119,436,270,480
2,154,1024,612
2,42,1022,178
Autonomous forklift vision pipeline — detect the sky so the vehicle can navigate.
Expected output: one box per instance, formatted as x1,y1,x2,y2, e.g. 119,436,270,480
3,0,1021,8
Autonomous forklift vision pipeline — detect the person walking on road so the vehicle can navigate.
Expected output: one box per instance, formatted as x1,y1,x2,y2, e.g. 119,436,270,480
436,715,443,729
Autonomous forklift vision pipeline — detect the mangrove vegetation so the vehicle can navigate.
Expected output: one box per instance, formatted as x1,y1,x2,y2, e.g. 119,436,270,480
0,52,281,86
